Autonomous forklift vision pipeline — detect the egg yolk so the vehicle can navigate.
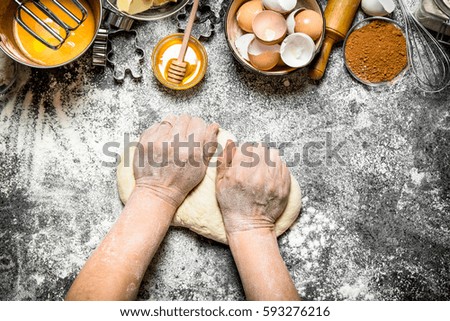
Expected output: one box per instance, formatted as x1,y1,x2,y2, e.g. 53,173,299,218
13,0,95,66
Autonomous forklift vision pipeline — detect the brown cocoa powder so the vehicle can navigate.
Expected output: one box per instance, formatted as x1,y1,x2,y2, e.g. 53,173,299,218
345,20,408,83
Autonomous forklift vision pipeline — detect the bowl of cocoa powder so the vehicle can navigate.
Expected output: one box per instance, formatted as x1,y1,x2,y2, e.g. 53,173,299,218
343,17,409,87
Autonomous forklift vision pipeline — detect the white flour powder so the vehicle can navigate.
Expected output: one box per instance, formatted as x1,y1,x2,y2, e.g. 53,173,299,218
0,51,15,88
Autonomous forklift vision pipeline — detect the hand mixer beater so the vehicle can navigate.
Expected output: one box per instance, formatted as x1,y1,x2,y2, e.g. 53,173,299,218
398,0,450,92
14,0,88,50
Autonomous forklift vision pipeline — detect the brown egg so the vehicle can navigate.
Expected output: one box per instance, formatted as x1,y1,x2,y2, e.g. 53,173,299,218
252,10,287,45
247,38,280,71
236,0,264,33
277,56,286,67
294,9,323,41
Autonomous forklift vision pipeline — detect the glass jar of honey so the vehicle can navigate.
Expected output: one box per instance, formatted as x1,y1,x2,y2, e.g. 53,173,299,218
151,33,208,90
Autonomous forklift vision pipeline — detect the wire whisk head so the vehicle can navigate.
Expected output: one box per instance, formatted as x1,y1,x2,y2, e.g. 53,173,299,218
14,0,88,50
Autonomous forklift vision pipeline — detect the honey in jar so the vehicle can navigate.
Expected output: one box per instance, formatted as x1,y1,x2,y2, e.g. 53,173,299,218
152,34,207,90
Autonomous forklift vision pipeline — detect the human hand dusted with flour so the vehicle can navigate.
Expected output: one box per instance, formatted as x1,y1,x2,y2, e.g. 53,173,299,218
134,114,219,209
66,114,299,301
216,142,291,234
66,115,219,301
216,141,300,301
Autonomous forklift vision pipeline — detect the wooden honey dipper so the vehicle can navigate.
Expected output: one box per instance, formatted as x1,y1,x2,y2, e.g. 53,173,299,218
167,0,200,84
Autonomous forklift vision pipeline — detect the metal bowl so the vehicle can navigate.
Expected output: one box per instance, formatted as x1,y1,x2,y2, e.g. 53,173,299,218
224,0,325,76
106,0,189,21
343,17,409,87
0,0,103,69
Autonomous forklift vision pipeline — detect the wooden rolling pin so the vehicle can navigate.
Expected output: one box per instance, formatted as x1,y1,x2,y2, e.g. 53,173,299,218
309,0,361,80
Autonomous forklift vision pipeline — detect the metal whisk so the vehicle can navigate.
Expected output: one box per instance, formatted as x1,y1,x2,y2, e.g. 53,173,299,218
14,0,88,50
398,0,450,92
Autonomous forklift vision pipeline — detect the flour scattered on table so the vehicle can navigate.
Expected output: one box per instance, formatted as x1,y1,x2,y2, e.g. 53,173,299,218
0,51,15,88
287,205,380,300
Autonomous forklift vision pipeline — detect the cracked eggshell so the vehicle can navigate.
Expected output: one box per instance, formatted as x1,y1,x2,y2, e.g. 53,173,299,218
286,8,304,34
361,0,396,16
236,0,264,33
252,10,287,44
235,33,256,61
280,33,315,68
248,39,281,71
262,0,297,14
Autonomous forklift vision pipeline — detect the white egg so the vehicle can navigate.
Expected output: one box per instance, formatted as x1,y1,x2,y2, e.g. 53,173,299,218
280,33,315,68
262,0,297,14
286,8,304,34
235,33,256,61
361,0,396,17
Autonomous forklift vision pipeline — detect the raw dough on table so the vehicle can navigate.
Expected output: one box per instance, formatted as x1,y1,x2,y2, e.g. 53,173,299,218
117,130,302,244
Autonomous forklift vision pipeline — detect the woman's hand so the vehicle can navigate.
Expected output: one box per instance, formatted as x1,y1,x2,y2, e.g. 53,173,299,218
215,141,299,301
66,115,219,301
216,141,291,235
134,114,219,209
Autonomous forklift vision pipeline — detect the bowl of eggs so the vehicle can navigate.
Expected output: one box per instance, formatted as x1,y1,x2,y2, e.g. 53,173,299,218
225,0,325,75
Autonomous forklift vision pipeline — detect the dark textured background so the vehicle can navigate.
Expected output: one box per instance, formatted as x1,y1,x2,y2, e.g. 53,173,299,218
1,0,450,300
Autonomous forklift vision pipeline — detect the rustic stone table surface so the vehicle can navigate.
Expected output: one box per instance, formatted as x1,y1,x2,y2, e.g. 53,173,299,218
1,0,450,301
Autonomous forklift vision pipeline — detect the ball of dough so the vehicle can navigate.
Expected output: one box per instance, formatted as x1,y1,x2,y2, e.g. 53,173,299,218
117,129,302,244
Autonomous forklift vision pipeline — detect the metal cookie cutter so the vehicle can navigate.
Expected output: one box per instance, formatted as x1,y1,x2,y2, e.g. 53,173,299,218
92,7,135,67
175,0,221,39
92,28,109,67
105,8,135,31
107,29,145,82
